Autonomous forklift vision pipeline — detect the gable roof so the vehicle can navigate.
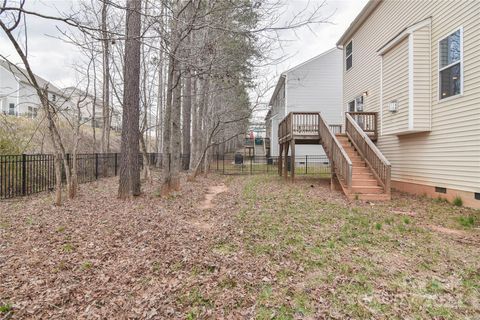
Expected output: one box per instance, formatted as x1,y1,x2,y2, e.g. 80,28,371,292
336,0,383,47
0,59,65,96
267,47,339,108
268,74,286,108
281,47,339,75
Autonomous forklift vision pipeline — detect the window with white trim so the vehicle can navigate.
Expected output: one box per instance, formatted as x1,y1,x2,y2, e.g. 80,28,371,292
345,40,353,71
8,103,15,115
439,28,462,99
348,95,363,112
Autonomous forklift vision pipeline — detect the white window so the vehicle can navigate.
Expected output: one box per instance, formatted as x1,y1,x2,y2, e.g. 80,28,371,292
345,40,353,71
439,28,462,100
8,103,15,115
348,95,363,112
27,106,38,118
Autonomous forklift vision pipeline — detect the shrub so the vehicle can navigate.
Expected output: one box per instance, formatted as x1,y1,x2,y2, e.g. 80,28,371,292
452,196,463,207
458,216,475,228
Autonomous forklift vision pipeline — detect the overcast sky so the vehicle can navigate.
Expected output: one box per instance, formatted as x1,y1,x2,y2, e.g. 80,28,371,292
0,0,368,90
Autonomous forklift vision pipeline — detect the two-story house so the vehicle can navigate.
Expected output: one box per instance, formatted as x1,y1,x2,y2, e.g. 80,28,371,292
0,59,68,117
337,0,480,207
265,48,343,158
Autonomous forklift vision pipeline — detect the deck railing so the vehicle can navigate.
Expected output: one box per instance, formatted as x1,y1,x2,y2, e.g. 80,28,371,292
319,113,352,189
278,113,292,143
345,113,391,193
346,112,378,141
278,112,342,142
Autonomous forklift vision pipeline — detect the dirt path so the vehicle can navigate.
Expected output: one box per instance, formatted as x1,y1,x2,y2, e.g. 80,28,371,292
197,184,228,210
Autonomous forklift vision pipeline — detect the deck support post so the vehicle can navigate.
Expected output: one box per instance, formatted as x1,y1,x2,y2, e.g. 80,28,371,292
283,142,289,180
290,139,295,182
330,173,341,191
278,143,283,176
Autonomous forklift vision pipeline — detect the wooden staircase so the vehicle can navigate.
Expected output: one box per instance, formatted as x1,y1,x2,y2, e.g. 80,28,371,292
278,111,391,201
335,134,390,200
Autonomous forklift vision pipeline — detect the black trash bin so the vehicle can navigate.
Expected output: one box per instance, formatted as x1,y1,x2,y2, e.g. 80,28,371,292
267,157,273,165
234,153,243,165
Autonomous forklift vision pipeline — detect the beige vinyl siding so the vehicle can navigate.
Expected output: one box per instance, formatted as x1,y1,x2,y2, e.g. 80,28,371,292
342,0,480,193
381,37,409,135
412,25,431,131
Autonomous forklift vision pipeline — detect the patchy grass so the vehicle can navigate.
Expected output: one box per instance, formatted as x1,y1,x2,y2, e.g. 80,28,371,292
458,215,476,228
80,261,93,270
0,303,12,313
236,175,480,319
62,243,74,253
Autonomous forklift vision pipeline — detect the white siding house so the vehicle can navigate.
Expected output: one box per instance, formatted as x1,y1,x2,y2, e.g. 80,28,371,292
0,59,68,117
265,48,343,157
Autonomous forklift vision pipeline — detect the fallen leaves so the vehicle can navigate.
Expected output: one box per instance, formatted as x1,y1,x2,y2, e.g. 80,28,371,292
0,172,479,319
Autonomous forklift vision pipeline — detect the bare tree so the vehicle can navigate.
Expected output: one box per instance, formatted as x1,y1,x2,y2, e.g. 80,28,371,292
118,0,142,199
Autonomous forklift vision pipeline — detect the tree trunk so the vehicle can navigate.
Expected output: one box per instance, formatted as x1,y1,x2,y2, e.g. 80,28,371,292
197,78,210,172
118,0,142,199
155,48,164,167
190,75,198,169
182,66,192,170
170,67,182,189
162,55,174,170
92,55,98,153
101,0,111,176
54,153,62,206
140,134,151,182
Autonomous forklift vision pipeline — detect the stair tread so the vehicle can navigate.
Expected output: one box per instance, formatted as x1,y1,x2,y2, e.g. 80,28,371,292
352,179,378,182
352,185,382,189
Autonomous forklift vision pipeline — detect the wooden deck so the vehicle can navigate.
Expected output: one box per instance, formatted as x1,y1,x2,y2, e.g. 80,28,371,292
277,111,391,201
278,112,343,144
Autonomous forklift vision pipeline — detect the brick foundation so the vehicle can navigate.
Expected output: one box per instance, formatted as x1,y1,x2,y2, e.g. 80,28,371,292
392,180,480,209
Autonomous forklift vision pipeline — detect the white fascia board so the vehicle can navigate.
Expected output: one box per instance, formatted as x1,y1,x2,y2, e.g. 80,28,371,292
378,17,431,56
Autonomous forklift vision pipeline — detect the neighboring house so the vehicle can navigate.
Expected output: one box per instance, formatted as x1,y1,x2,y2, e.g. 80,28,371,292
337,0,480,207
63,87,104,128
265,48,343,157
0,59,68,118
63,87,122,131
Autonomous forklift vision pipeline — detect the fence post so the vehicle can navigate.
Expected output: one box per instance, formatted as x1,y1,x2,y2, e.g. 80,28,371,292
305,155,308,175
21,154,26,196
250,154,253,175
114,153,118,176
95,153,99,180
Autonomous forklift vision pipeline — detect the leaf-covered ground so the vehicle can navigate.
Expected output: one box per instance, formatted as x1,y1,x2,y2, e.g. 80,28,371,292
1,172,479,319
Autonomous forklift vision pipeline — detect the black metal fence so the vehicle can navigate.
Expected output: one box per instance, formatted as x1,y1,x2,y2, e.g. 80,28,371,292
209,155,331,176
0,153,329,200
0,153,161,200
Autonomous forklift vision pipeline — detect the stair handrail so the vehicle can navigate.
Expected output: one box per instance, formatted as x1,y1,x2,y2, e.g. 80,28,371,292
318,113,352,190
345,113,391,194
